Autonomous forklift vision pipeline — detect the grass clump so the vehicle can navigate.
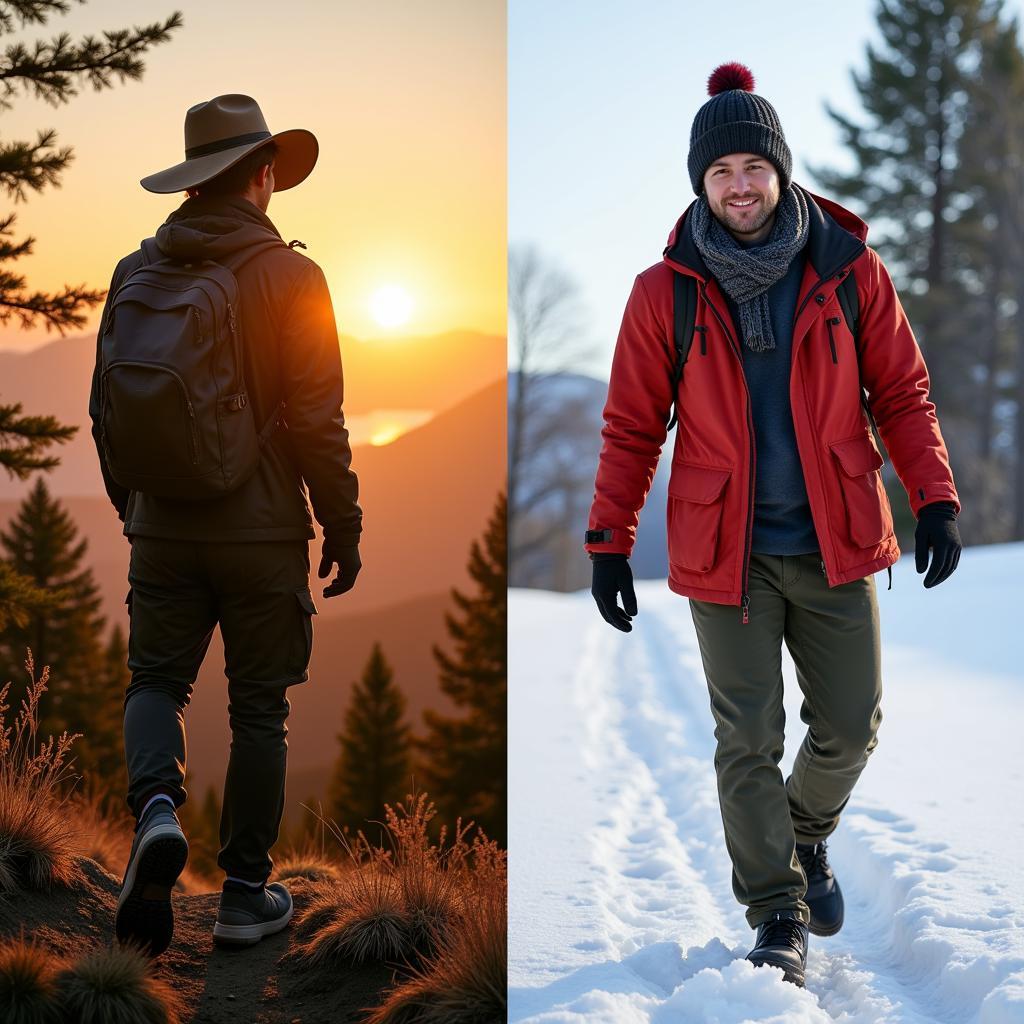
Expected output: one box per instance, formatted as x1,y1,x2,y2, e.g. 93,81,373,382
0,652,81,894
290,791,507,1024
54,943,182,1024
271,846,342,885
366,832,506,1024
0,934,64,1024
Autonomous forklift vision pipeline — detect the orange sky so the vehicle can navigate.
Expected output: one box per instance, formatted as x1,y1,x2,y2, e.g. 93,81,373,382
0,0,506,351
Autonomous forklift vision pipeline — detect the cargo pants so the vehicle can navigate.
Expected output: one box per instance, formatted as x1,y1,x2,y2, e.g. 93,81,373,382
688,550,882,928
122,536,318,885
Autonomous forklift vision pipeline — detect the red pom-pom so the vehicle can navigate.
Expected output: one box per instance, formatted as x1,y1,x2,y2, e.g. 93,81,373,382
707,62,756,96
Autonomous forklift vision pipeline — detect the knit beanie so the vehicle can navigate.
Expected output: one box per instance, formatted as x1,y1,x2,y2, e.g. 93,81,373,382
687,63,792,195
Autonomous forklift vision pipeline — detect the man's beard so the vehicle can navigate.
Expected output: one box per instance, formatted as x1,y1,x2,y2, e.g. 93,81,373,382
712,190,779,236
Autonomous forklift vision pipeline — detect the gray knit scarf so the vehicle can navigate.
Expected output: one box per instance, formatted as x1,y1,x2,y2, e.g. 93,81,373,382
690,184,809,353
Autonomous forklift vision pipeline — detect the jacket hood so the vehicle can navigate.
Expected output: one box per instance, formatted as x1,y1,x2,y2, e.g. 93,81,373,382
154,194,283,263
663,184,868,281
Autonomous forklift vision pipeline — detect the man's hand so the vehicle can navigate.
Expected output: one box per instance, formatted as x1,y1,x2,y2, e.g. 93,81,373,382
318,539,361,598
915,501,961,588
591,553,637,632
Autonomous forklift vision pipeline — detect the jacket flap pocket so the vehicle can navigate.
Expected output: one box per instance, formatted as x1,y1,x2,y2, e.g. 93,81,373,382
296,587,319,616
829,433,883,476
668,461,731,504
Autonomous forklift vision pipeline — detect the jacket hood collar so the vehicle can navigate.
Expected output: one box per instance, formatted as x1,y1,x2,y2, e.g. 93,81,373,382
154,194,283,263
663,184,868,281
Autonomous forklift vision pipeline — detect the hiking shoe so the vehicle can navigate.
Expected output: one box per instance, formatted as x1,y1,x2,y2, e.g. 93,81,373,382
212,880,294,947
746,909,809,988
796,839,845,937
114,799,189,957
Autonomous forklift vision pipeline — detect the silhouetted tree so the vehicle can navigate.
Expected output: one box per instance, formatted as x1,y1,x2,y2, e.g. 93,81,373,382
418,492,506,844
0,1,182,332
0,478,105,740
328,642,411,845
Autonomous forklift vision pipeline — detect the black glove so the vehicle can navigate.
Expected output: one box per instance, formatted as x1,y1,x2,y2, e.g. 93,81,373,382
591,553,637,632
915,501,961,588
318,538,361,598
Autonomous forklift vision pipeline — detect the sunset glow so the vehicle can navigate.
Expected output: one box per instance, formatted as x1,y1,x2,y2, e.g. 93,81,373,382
369,285,414,329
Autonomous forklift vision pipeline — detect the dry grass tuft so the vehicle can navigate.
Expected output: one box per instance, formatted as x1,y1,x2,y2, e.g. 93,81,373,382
0,933,65,1024
300,867,409,966
290,789,507,1016
54,943,183,1024
65,789,133,879
272,846,342,885
0,652,82,894
365,835,507,1024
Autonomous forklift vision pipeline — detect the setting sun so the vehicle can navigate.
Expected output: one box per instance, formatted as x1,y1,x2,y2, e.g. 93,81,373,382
369,284,414,328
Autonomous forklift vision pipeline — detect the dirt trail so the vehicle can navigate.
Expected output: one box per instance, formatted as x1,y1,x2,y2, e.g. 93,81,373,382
4,857,394,1024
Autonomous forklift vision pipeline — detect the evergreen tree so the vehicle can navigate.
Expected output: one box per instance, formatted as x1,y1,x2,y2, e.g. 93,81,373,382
951,12,1024,539
76,622,129,801
0,403,76,633
178,780,221,882
809,0,1001,420
0,477,105,739
0,2,181,332
418,492,507,845
328,642,412,845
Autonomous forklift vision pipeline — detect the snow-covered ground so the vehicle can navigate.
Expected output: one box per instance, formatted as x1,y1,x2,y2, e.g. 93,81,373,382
509,544,1024,1023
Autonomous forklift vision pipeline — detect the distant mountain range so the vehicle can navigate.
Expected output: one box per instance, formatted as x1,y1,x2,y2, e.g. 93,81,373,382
0,331,506,821
0,329,505,500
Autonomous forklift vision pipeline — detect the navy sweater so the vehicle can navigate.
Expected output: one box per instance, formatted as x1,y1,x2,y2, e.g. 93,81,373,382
722,248,819,556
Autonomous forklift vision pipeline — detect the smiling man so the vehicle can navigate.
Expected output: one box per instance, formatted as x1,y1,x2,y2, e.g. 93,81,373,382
585,63,961,988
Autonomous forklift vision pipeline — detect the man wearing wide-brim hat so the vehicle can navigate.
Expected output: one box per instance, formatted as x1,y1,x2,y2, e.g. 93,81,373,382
89,94,363,956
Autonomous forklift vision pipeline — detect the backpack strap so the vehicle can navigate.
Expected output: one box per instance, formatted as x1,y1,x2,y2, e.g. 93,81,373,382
667,270,698,431
836,268,883,446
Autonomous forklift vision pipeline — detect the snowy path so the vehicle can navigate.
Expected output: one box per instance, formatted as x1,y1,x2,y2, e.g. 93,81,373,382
510,545,1024,1023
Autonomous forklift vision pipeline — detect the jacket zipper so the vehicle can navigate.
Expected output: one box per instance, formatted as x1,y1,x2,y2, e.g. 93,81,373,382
826,317,840,363
700,282,756,624
696,325,708,356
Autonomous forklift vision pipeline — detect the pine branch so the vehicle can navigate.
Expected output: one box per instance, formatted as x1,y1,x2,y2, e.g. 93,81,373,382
0,3,77,36
0,400,77,480
0,273,104,332
0,12,182,109
0,128,72,200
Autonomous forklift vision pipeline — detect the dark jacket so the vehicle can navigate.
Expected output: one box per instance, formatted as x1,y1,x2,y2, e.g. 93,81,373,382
585,185,959,605
89,194,361,546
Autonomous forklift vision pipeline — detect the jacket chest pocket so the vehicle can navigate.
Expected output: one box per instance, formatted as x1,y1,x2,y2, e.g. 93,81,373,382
828,433,891,548
666,461,731,574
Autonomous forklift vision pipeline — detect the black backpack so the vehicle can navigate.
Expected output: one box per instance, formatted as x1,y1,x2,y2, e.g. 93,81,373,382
666,269,878,441
98,238,286,500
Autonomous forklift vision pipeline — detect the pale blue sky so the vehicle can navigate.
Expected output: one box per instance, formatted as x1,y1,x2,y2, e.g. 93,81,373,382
509,0,1024,376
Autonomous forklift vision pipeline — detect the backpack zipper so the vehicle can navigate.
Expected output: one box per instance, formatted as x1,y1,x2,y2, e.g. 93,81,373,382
700,282,756,624
102,360,199,465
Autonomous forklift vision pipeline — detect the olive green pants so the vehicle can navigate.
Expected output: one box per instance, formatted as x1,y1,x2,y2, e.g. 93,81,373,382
688,550,882,928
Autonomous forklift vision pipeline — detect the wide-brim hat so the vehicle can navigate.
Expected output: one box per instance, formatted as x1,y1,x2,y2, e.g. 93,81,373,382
140,93,318,194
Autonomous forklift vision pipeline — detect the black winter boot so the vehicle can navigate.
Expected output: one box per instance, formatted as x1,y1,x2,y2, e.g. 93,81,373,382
746,909,808,988
796,839,845,937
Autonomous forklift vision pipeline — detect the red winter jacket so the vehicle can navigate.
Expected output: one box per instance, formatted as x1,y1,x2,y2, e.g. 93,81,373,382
585,186,959,612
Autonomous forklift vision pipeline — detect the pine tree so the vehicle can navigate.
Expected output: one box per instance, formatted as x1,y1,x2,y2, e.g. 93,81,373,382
75,622,129,800
418,492,507,845
328,643,412,845
178,780,221,882
0,2,182,333
0,477,105,740
0,403,76,634
809,0,1001,420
